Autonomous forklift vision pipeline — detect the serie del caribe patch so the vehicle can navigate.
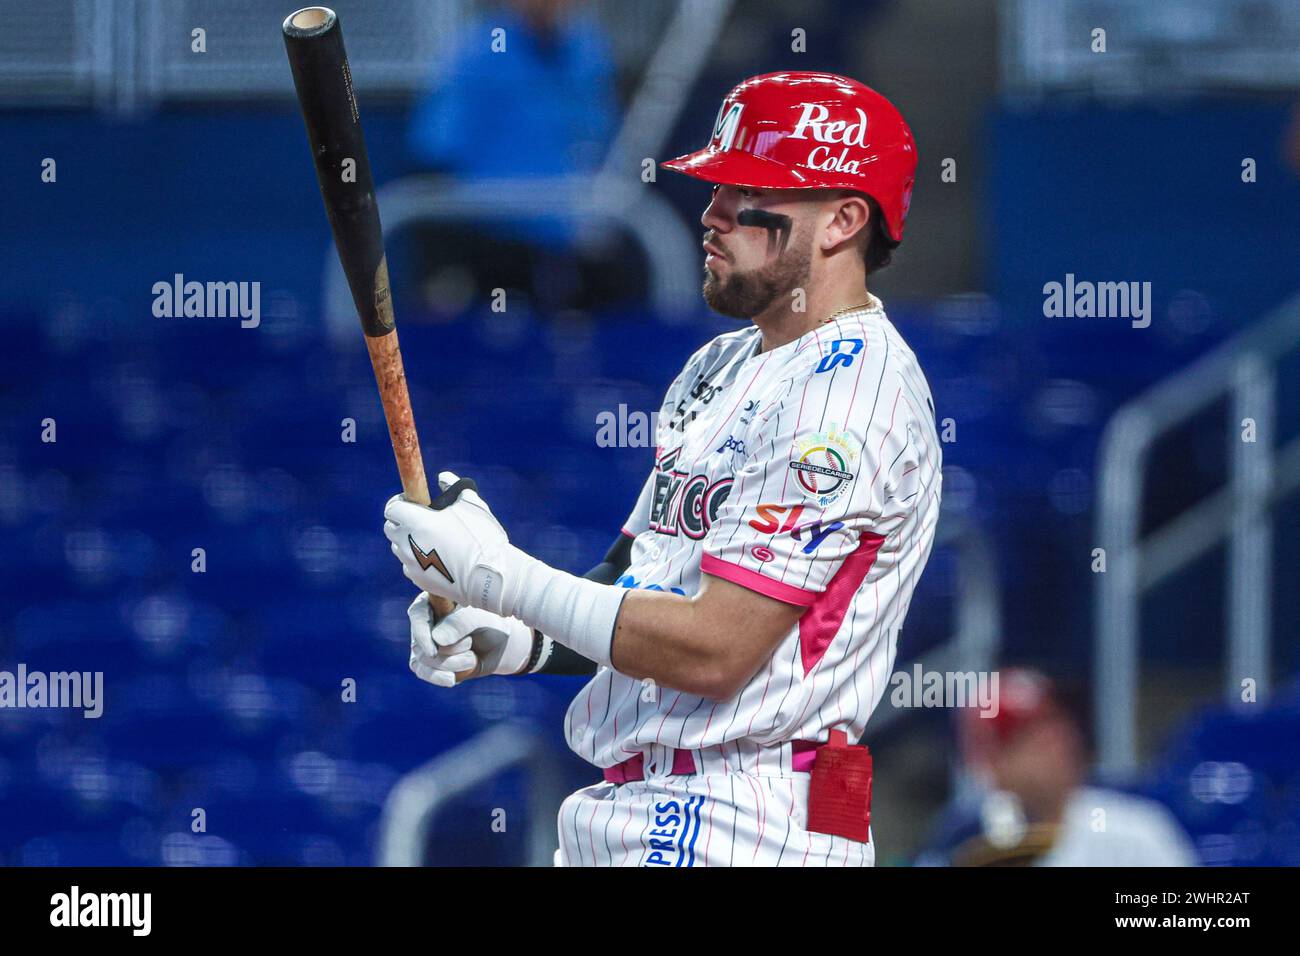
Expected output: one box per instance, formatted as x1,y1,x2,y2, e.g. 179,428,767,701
789,423,861,507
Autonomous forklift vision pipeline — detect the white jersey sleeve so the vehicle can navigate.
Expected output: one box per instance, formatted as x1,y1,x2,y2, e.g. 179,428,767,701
620,469,656,539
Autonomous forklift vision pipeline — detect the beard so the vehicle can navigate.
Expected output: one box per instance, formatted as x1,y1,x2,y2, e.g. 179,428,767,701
702,226,812,320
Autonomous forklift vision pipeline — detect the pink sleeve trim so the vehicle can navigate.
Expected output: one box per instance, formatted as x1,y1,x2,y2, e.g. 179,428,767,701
700,553,818,607
799,532,885,675
619,527,637,540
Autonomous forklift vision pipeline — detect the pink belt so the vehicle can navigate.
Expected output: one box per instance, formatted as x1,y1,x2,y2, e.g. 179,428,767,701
603,740,821,784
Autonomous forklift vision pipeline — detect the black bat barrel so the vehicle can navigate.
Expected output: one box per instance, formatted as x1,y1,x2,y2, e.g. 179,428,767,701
283,6,392,336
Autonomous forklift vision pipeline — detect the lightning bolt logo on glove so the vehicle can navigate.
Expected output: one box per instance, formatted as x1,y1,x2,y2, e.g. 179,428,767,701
383,471,521,617
407,535,453,582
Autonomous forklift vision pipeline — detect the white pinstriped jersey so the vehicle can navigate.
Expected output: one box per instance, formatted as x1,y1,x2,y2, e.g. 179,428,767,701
565,302,942,773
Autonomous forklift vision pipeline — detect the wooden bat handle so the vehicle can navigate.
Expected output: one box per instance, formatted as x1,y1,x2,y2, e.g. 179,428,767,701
364,319,428,506
364,329,458,619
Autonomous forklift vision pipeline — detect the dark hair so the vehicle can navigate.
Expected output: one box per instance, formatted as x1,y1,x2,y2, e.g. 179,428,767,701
861,194,900,277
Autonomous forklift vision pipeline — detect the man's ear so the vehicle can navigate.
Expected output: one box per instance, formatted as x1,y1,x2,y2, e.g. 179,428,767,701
821,194,871,253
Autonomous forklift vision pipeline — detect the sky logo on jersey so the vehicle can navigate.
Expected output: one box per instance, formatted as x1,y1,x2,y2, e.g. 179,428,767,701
749,503,806,535
748,505,845,553
791,519,845,553
642,796,705,867
789,424,860,506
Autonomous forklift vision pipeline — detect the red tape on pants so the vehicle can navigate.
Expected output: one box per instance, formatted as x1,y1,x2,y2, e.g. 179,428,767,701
806,729,873,844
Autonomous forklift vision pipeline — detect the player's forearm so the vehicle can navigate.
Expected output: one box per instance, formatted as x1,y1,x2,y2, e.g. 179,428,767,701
508,558,798,698
522,585,748,693
608,590,742,699
531,534,634,676
610,576,802,700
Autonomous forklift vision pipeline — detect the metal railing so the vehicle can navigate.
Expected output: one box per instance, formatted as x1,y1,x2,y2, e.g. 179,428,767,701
866,514,1002,735
376,719,565,866
1094,291,1300,777
322,174,705,336
0,0,113,108
865,513,1001,800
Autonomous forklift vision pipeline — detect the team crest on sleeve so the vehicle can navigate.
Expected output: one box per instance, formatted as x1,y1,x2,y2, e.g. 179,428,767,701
788,424,860,507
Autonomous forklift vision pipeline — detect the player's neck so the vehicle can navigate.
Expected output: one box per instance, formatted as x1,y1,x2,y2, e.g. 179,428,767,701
753,274,874,354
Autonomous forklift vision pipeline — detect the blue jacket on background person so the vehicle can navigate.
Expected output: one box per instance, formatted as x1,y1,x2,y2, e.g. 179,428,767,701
407,7,619,247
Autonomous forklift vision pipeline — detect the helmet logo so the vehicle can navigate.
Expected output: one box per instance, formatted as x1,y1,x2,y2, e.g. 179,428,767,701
712,101,744,152
807,145,861,175
788,103,869,148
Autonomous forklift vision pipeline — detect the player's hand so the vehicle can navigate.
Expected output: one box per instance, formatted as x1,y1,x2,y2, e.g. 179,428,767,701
407,592,478,687
383,471,524,616
408,592,534,685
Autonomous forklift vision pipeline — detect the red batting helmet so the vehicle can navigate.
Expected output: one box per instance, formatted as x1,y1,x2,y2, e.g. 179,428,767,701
662,71,918,241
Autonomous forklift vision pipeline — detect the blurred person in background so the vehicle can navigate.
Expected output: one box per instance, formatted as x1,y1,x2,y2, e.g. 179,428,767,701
917,668,1197,866
405,0,638,316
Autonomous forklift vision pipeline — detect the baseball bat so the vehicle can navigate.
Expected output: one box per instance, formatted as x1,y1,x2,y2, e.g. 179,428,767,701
283,7,464,650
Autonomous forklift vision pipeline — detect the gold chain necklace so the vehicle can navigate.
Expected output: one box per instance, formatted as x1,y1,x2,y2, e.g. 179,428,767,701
758,298,880,356
821,298,876,325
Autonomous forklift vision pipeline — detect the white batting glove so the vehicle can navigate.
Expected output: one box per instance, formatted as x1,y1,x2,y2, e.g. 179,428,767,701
407,592,476,687
384,472,524,617
407,592,535,684
384,471,628,668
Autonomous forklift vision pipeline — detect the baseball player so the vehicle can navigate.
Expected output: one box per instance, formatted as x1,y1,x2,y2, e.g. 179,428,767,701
384,71,941,866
